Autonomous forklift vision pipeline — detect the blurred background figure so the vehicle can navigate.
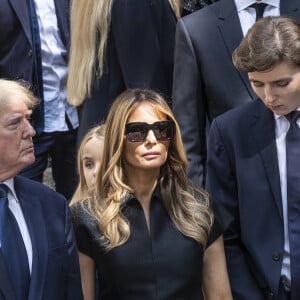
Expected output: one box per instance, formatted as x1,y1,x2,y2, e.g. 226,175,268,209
67,0,181,146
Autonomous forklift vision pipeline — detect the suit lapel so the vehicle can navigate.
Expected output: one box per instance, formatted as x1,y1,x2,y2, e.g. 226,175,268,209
14,177,48,300
250,101,283,219
8,0,32,46
214,0,256,99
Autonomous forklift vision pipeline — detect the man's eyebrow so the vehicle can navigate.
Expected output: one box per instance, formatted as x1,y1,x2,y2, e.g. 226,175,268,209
6,113,23,120
249,77,291,83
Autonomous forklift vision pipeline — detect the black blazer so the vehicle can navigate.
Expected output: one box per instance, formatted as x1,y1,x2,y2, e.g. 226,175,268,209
172,0,300,187
0,0,70,132
207,99,290,299
0,176,83,300
77,0,177,144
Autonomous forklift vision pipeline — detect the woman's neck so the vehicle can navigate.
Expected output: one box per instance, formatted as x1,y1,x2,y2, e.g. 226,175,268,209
126,169,159,233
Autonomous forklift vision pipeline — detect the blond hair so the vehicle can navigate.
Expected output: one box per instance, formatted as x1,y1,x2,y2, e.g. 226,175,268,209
67,0,181,106
85,89,213,250
0,79,38,111
70,124,106,204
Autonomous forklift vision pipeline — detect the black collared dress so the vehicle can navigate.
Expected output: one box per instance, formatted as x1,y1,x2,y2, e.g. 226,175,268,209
71,188,222,300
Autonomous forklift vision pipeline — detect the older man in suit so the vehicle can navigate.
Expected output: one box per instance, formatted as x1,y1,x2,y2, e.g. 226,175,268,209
0,0,78,200
172,0,300,188
0,79,83,299
208,16,300,299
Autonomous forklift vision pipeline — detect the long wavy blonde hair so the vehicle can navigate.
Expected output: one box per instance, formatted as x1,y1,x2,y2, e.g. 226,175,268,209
67,0,181,106
84,89,213,250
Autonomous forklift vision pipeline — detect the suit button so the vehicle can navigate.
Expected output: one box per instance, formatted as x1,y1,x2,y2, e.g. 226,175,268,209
272,252,281,261
27,49,33,57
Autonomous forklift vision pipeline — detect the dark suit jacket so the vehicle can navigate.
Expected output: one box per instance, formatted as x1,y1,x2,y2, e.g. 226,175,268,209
172,0,300,187
77,0,177,144
0,0,70,133
207,99,288,299
0,176,83,300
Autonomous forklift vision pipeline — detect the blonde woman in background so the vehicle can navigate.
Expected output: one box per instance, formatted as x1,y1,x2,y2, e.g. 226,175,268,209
68,0,180,145
71,88,232,300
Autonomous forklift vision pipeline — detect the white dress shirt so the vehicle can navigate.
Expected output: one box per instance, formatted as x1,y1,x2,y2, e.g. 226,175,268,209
234,0,280,36
274,109,300,285
34,0,78,132
0,178,32,273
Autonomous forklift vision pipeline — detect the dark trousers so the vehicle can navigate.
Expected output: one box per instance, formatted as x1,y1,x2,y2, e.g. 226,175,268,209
19,129,78,201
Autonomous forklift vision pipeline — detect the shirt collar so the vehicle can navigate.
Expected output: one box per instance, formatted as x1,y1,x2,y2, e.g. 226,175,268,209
1,178,18,202
235,0,280,12
273,107,300,121
121,183,161,210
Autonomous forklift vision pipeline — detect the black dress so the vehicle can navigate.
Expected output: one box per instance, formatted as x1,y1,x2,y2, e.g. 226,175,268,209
71,187,222,299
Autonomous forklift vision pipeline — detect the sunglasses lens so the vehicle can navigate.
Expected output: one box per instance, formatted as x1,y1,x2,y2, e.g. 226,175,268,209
126,124,148,142
125,121,174,142
153,123,173,141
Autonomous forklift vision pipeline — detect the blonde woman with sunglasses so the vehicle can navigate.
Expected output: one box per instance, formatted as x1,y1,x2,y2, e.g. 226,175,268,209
71,88,232,300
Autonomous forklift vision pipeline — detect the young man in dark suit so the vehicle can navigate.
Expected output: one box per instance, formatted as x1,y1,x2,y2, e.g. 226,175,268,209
172,0,300,188
0,79,83,299
208,16,300,299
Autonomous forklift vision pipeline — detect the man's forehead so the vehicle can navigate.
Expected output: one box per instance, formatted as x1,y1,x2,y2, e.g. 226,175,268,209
0,102,30,120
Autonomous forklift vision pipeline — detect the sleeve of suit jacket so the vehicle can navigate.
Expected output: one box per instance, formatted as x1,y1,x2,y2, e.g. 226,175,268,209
172,18,207,188
207,119,265,300
63,199,84,299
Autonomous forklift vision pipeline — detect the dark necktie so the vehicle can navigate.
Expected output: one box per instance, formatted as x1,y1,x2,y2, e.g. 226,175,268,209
28,0,44,132
286,111,300,299
0,184,30,300
250,2,267,21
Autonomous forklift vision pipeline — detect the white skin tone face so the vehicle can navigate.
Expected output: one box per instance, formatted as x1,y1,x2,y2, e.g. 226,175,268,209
0,98,36,181
123,103,170,178
249,61,300,115
82,136,104,190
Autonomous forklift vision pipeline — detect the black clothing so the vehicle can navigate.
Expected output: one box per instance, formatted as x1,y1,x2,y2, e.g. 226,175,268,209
181,0,219,16
71,188,222,299
77,0,177,146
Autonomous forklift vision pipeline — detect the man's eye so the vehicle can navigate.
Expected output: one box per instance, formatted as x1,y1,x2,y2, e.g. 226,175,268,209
276,81,289,87
252,82,264,87
7,120,20,129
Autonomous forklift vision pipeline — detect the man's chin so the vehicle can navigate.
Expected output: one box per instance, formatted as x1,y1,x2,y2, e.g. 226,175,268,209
21,155,36,169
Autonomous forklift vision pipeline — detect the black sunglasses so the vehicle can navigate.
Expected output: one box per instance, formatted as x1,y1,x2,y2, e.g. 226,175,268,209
125,120,175,142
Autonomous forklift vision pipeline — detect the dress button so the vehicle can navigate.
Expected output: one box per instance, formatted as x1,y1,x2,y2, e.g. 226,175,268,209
272,252,281,261
27,49,33,57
